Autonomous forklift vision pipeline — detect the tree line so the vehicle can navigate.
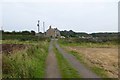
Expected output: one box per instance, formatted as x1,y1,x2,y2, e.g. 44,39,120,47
60,30,118,38
1,30,36,35
0,30,118,43
60,30,118,43
1,30,118,38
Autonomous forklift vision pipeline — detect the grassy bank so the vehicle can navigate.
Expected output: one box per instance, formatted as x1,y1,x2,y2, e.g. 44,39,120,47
2,41,49,78
53,44,80,78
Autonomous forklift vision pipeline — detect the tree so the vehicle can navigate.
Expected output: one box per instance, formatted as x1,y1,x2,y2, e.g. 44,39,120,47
22,31,31,35
31,30,36,35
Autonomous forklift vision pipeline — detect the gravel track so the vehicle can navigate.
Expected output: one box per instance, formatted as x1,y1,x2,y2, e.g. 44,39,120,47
55,41,100,78
45,40,61,78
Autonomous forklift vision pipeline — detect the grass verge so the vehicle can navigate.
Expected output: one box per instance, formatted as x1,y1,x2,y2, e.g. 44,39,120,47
53,45,81,78
2,41,49,78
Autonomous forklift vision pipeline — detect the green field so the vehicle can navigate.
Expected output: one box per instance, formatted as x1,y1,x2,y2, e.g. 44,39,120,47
58,38,118,48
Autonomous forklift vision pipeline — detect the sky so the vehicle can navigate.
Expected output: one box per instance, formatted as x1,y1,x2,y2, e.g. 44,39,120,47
1,0,119,33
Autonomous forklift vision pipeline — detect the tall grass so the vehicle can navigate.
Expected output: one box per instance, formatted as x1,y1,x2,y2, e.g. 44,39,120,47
2,38,50,44
2,41,49,78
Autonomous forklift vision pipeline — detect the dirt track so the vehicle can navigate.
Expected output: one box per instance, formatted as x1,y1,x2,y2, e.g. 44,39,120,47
55,41,100,78
45,39,100,78
45,40,61,78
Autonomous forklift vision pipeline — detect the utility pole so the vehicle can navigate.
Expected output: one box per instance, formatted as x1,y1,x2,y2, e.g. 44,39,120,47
43,22,45,36
37,20,40,33
37,20,40,41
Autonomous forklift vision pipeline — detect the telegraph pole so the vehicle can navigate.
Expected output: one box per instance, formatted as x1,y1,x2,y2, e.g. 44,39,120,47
37,20,40,33
43,22,45,36
37,20,40,41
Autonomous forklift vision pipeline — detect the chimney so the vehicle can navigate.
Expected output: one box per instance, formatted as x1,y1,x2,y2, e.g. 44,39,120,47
49,25,51,29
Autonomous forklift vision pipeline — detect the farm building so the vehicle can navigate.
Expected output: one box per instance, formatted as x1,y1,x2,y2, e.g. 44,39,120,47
46,26,61,38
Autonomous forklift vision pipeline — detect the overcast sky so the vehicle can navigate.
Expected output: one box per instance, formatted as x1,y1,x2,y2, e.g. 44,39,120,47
1,0,119,33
